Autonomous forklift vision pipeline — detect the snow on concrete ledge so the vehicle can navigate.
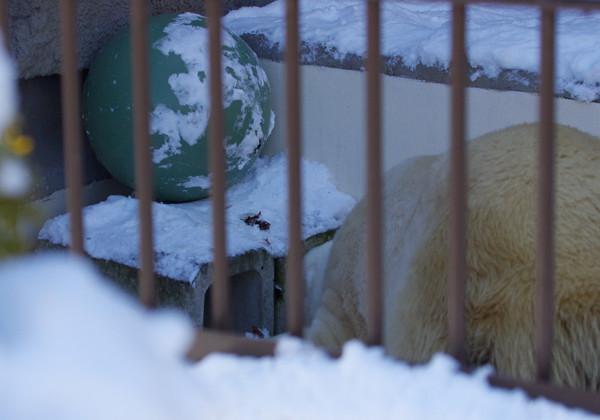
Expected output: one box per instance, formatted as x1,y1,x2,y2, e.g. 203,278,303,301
38,153,356,283
224,0,600,102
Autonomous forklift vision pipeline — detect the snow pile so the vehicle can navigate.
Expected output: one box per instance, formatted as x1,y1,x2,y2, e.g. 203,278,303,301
38,153,356,282
194,340,595,420
0,253,596,420
0,254,200,420
223,0,600,102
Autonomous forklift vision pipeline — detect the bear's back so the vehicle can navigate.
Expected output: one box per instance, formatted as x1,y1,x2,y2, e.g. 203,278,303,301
399,124,600,387
310,123,600,389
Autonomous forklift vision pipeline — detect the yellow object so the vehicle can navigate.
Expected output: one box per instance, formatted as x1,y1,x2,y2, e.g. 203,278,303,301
2,122,34,156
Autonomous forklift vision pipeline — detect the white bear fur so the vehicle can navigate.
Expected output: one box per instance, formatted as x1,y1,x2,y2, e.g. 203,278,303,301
303,241,333,327
307,123,600,390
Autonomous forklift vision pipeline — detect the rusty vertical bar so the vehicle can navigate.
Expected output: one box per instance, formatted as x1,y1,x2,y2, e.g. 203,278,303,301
365,0,383,347
130,0,155,308
0,0,9,51
285,0,304,337
207,0,231,330
448,3,467,365
535,6,555,384
59,0,84,255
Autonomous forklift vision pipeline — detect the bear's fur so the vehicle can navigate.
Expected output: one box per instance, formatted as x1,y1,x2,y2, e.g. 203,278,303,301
307,123,600,390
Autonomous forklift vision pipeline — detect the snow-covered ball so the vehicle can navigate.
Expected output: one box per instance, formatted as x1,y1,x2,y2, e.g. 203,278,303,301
83,13,275,202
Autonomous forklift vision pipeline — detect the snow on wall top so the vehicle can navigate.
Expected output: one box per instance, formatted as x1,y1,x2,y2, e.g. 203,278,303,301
223,0,600,102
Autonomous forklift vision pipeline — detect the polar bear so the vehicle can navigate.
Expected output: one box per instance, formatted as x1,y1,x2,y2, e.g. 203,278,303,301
307,123,600,390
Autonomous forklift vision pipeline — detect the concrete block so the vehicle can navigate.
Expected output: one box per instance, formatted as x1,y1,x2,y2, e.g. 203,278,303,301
37,239,275,333
202,250,275,333
36,228,335,336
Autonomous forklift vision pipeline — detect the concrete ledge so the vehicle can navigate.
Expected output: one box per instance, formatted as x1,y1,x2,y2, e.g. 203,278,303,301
7,0,276,79
241,34,572,102
36,228,337,335
37,239,274,332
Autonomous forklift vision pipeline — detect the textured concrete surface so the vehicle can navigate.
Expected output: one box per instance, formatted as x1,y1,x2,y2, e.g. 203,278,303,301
241,33,544,100
7,0,275,79
36,239,275,332
18,74,115,199
36,229,336,334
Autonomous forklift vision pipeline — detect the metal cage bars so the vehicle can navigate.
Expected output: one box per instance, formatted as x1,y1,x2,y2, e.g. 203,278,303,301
535,7,556,384
285,0,305,339
130,0,156,308
365,0,384,348
0,0,8,50
207,0,231,331
446,0,557,387
448,2,468,364
0,0,596,412
59,0,84,256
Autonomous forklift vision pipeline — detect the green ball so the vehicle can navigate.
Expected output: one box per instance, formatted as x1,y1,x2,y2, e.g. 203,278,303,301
83,13,274,202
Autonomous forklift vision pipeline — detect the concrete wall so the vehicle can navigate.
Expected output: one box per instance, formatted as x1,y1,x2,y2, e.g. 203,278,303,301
259,60,600,200
8,0,275,79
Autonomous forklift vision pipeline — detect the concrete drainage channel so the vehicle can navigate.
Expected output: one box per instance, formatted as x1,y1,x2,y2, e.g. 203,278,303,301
36,229,335,336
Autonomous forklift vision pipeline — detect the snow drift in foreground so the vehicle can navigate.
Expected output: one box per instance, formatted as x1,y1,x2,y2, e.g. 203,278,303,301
0,254,199,420
224,0,600,102
0,254,596,419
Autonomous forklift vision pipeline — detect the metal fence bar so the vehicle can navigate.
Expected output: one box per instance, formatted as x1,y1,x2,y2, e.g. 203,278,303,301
59,0,84,255
207,0,231,330
187,329,276,360
365,0,383,347
447,3,467,364
130,0,155,308
0,0,8,50
489,375,600,414
535,6,556,384
285,0,304,338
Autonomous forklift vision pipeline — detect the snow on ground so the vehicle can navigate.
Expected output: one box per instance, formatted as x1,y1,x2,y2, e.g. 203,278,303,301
1,253,598,420
0,254,199,420
38,153,356,282
223,0,600,102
